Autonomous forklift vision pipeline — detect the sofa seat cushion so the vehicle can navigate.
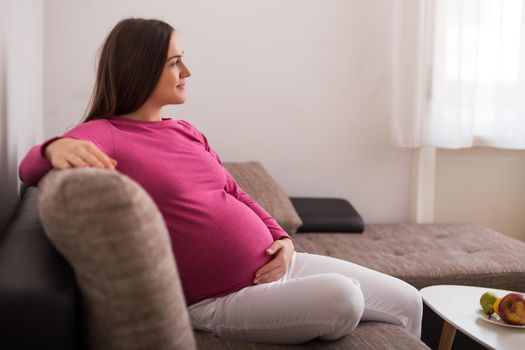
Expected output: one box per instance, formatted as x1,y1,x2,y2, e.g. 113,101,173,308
292,223,525,293
194,322,429,349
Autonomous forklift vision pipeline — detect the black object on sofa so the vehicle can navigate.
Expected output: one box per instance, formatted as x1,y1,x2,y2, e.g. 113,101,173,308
290,197,364,233
0,187,81,350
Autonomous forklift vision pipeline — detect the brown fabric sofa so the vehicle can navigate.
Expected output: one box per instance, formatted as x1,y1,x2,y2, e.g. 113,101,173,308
2,162,525,349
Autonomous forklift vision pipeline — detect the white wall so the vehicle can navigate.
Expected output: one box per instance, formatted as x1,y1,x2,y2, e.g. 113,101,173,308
0,0,43,231
43,0,414,224
435,148,525,242
0,0,9,231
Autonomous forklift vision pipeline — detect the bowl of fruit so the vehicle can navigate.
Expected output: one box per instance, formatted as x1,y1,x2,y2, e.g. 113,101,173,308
479,291,525,328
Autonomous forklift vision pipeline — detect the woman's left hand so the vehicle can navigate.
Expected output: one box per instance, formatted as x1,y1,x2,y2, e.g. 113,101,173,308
253,237,295,285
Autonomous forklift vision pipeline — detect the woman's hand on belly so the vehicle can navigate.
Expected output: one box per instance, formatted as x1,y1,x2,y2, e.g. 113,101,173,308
252,237,295,285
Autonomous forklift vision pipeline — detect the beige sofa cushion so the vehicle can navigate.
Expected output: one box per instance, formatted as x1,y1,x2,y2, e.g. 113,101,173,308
223,161,303,235
37,168,196,350
292,223,525,293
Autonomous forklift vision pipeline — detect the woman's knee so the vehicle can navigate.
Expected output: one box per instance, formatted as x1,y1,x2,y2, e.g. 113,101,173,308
317,274,365,324
312,274,364,340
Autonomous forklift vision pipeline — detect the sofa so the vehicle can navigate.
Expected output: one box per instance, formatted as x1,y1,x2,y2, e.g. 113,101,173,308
2,162,525,350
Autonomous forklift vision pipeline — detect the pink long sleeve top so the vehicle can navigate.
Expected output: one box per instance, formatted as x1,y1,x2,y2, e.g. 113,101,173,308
19,116,292,306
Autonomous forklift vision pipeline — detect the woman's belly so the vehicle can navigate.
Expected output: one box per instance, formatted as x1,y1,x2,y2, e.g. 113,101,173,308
162,189,275,306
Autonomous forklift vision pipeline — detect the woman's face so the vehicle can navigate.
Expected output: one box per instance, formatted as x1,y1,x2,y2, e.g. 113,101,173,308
149,32,191,106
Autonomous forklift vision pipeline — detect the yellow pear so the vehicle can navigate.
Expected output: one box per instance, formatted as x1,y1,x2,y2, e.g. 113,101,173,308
480,291,498,314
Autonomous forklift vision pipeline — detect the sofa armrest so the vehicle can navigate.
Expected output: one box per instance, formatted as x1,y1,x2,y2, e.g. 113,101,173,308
0,187,78,350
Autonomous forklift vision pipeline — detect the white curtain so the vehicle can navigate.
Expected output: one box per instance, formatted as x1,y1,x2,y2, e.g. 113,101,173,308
391,0,434,148
392,0,525,149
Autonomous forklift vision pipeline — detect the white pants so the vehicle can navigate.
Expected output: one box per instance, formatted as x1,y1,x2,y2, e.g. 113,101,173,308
188,251,422,345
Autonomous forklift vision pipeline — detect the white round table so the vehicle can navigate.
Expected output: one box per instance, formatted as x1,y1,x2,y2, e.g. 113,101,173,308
420,285,525,350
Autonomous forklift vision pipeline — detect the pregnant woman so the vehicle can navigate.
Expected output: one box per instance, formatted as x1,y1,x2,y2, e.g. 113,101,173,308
19,18,422,345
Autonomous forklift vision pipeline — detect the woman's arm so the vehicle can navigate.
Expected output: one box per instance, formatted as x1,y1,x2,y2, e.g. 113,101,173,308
19,137,62,187
222,168,292,242
18,120,116,186
179,120,292,243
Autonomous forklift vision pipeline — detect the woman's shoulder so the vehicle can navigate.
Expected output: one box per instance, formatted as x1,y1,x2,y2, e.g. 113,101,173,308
175,119,202,135
63,118,113,137
175,119,195,129
65,117,111,129
174,119,207,143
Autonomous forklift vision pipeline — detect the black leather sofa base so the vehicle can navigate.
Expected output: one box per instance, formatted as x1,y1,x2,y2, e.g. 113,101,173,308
0,187,81,350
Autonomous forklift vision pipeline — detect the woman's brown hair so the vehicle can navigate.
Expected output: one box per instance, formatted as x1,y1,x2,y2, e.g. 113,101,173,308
83,18,174,122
